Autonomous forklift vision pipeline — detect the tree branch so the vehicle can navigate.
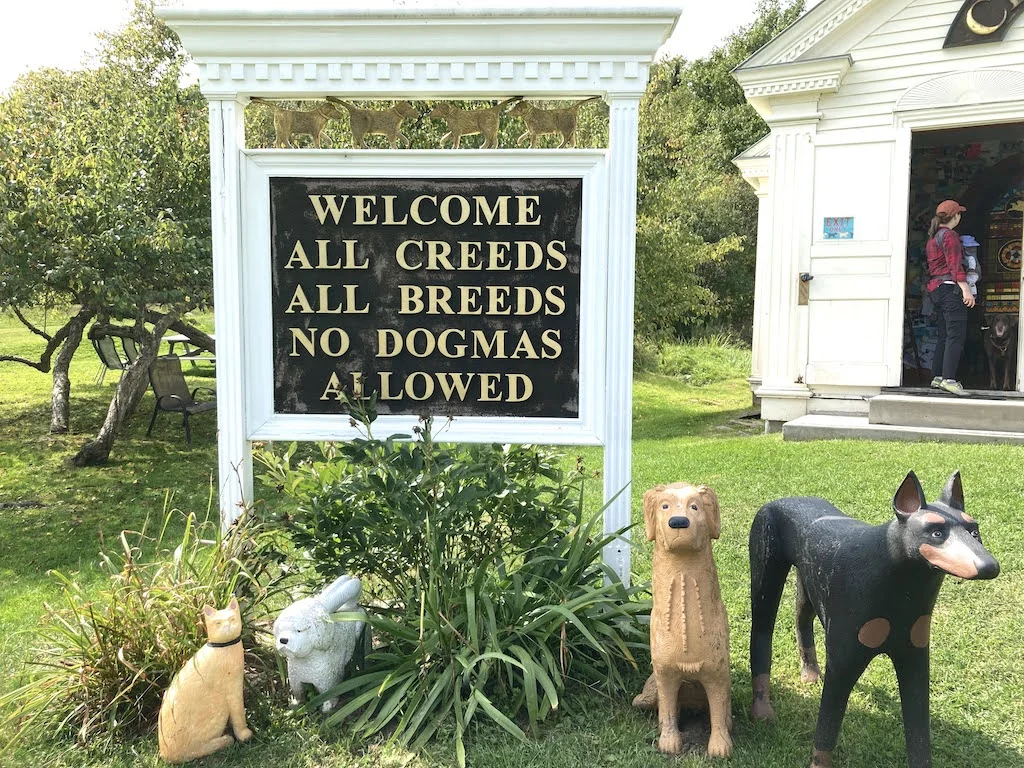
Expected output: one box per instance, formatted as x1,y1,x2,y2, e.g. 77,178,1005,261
89,322,146,342
11,305,53,341
0,354,48,371
145,309,215,353
0,307,89,372
98,308,215,354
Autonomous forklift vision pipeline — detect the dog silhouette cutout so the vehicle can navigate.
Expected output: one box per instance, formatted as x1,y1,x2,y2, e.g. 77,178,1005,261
250,98,345,148
325,97,419,148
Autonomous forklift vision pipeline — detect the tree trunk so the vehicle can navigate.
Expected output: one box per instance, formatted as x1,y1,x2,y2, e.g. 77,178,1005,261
72,313,178,466
50,308,94,434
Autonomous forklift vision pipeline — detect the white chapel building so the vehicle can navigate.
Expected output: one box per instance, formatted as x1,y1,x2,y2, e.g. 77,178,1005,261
734,0,1024,439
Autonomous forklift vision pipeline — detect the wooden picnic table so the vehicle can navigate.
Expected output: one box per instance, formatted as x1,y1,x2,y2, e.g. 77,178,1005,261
164,333,216,364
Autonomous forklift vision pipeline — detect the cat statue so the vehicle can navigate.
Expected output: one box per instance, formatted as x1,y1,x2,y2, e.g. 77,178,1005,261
158,597,252,763
274,574,365,712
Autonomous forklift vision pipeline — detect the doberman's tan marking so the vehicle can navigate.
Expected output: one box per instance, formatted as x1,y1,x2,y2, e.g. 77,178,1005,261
911,615,932,648
857,618,891,648
919,542,980,578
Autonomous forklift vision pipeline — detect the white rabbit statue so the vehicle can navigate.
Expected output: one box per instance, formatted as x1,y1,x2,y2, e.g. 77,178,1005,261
273,574,366,712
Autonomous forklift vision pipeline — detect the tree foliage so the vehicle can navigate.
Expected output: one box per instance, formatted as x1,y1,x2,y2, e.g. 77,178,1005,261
636,0,805,340
0,1,211,459
0,4,210,319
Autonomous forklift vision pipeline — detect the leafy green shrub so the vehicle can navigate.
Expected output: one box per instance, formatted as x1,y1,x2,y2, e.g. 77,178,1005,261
0,502,288,751
255,404,648,765
256,412,584,603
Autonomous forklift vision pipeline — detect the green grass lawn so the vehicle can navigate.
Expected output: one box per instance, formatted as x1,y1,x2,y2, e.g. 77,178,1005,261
1,311,1022,767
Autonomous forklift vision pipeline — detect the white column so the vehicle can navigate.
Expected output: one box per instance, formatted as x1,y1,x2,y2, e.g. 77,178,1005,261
209,97,253,526
756,121,816,422
603,94,642,586
749,181,772,390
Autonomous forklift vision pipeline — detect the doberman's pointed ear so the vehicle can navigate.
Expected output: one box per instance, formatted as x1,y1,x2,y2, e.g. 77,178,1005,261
698,485,721,540
894,471,926,522
940,471,965,511
643,487,664,542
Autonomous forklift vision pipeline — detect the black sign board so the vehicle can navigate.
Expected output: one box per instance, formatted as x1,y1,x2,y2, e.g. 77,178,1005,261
270,177,582,418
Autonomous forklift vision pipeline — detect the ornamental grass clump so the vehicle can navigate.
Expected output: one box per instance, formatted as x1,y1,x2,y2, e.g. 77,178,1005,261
256,400,650,765
0,501,288,752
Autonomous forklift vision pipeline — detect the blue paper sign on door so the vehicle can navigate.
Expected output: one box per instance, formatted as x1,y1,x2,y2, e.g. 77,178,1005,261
823,216,854,239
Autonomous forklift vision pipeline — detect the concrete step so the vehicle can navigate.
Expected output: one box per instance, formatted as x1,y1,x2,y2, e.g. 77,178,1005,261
869,394,1024,434
784,414,1024,445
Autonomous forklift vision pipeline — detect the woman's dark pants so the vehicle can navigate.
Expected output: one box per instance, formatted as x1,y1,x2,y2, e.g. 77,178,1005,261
931,283,968,381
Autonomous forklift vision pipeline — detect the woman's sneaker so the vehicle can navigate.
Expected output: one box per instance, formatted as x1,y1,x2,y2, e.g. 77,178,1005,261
930,376,942,389
938,379,969,397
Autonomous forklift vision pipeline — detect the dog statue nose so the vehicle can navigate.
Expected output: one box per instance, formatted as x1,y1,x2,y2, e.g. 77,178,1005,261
668,516,690,529
279,637,289,645
977,556,1000,580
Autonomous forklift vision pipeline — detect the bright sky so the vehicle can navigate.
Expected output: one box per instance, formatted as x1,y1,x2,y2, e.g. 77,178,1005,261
0,1,825,93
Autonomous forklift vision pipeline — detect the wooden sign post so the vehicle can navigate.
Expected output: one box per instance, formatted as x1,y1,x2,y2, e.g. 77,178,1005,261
159,2,681,584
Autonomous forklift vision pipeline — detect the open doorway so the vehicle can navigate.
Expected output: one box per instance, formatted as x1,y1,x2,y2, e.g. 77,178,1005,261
902,123,1023,392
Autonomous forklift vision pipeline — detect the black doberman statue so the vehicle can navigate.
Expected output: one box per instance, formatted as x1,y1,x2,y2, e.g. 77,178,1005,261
748,471,999,768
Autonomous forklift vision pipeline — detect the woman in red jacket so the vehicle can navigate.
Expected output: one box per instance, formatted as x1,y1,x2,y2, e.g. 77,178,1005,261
926,199,975,396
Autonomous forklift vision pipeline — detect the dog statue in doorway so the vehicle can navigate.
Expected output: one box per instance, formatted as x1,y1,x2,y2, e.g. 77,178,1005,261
984,313,1018,390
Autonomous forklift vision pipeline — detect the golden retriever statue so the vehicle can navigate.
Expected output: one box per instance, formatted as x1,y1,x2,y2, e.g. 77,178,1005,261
632,483,733,758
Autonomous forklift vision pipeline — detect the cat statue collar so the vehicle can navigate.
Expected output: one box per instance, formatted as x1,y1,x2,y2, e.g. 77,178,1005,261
207,636,242,648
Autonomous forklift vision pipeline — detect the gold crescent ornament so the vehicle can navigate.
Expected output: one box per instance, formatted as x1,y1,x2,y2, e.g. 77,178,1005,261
966,0,1022,35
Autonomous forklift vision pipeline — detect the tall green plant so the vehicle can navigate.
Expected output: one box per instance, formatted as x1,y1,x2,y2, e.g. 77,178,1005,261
256,404,583,604
319,510,648,766
256,400,649,765
0,502,288,752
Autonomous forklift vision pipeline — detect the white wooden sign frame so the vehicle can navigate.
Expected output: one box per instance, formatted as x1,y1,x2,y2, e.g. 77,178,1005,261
242,150,608,445
158,1,683,584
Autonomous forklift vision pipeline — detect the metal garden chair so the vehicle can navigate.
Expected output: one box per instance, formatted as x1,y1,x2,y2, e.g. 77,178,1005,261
146,355,217,447
122,337,140,365
92,335,128,385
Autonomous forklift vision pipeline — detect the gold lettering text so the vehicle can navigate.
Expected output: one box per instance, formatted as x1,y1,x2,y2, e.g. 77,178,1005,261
472,195,510,226
517,195,541,225
286,284,314,314
308,194,348,225
410,195,438,225
285,240,313,269
396,240,424,270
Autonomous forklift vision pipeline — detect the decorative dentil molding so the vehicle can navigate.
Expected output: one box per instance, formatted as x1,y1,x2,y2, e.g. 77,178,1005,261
738,0,876,69
194,58,651,99
776,0,874,63
742,74,845,99
895,68,1024,112
157,2,678,98
734,55,853,124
